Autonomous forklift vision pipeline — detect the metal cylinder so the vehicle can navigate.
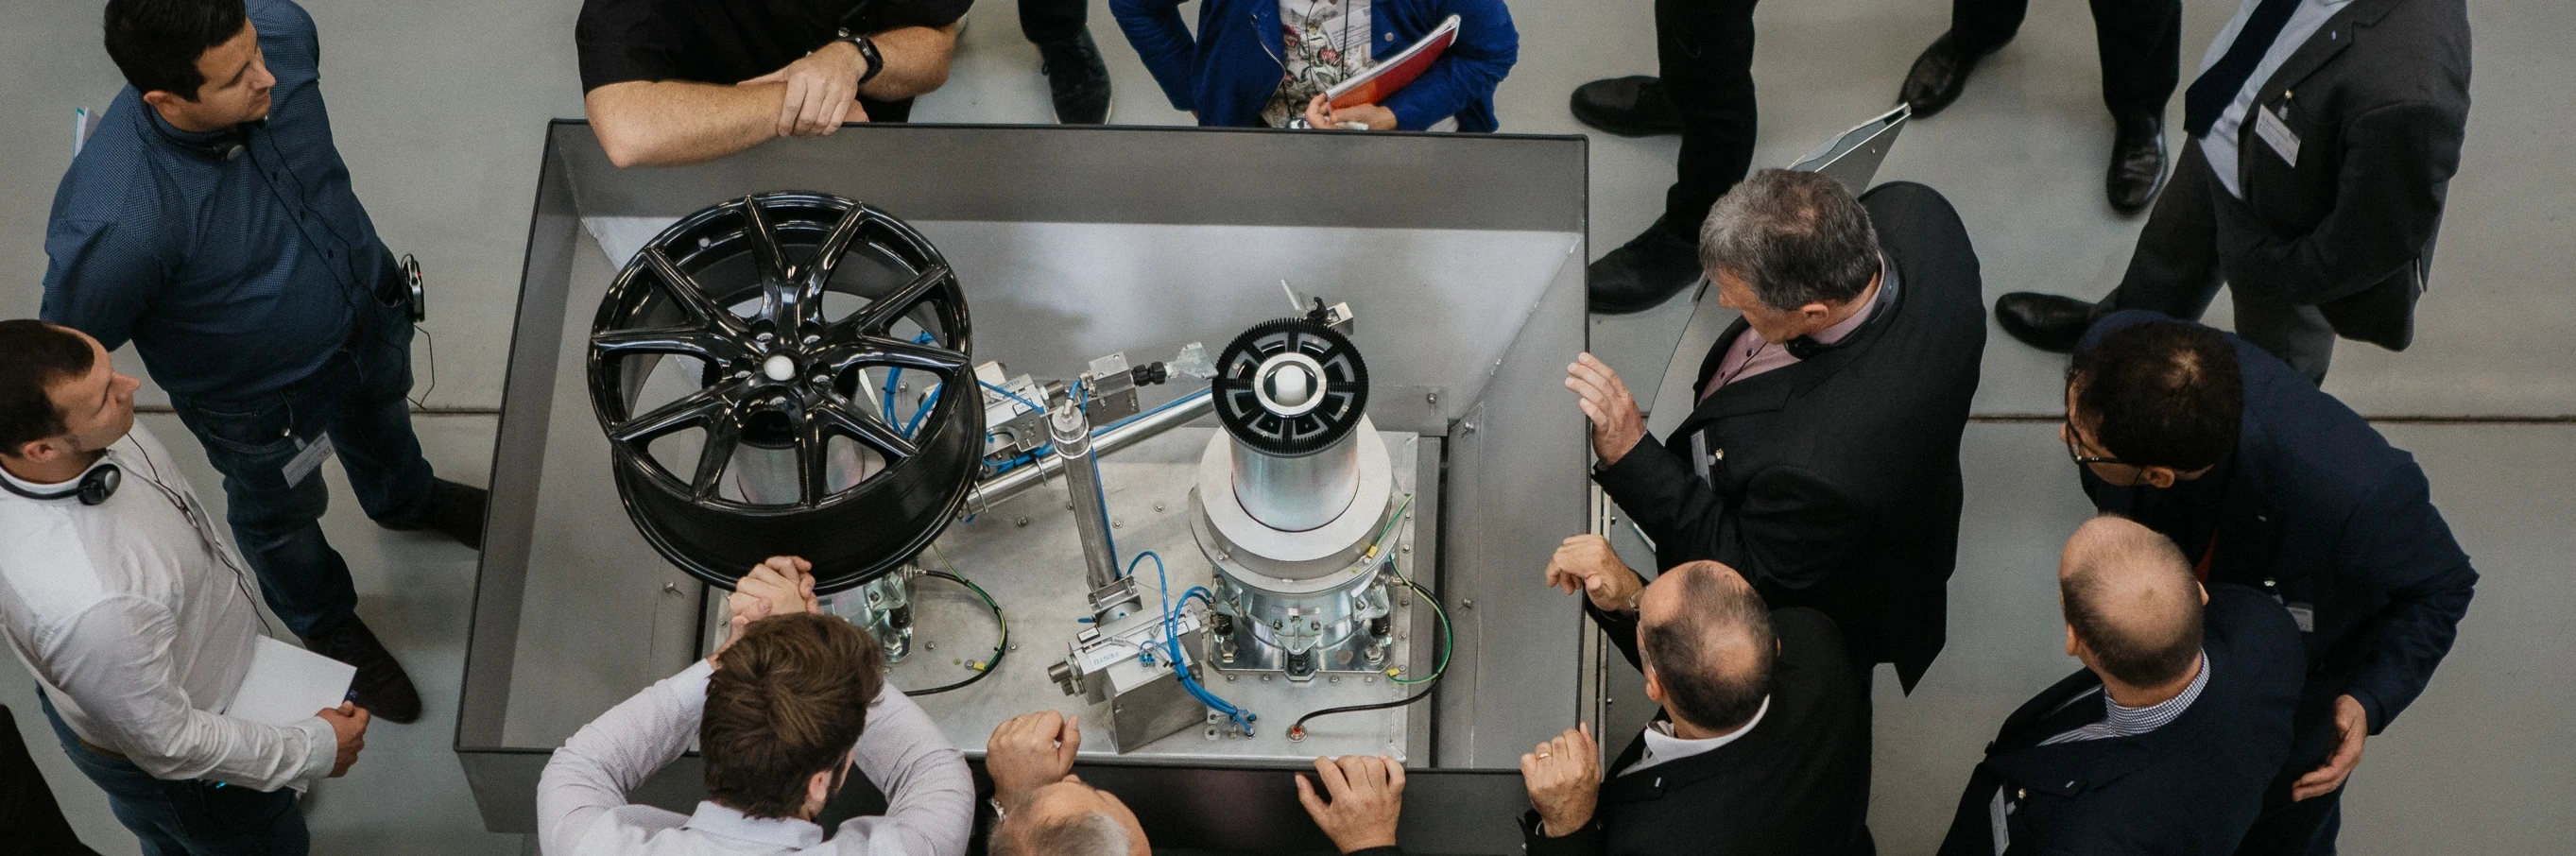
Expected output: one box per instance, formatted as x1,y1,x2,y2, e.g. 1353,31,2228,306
969,389,1212,513
1229,431,1361,532
1050,399,1121,598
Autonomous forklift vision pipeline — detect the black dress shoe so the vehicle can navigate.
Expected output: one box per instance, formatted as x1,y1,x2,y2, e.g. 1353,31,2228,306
1570,76,1682,138
1037,32,1113,125
1589,220,1704,316
1994,292,2102,353
304,618,421,724
384,478,488,550
2107,114,2170,215
1898,32,1994,118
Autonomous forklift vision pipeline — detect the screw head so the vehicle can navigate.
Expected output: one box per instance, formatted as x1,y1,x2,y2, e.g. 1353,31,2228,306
1153,502,1166,512
1462,599,1475,608
1016,517,1031,527
1112,519,1123,529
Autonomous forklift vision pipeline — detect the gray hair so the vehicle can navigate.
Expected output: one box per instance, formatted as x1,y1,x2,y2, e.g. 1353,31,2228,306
990,809,1132,856
1697,169,1880,310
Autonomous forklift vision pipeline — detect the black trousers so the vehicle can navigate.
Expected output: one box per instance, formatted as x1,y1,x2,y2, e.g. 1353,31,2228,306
1950,0,2182,120
1019,0,1088,44
1656,0,1761,238
0,706,100,856
2104,141,2338,382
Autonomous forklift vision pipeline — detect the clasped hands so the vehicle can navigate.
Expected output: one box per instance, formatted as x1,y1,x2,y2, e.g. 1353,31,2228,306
739,42,873,138
709,556,822,664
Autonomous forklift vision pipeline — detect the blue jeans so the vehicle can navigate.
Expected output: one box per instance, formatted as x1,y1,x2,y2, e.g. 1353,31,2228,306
39,693,308,856
166,292,435,640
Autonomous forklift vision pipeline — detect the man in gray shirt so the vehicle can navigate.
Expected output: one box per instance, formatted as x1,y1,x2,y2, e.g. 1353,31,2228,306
538,557,974,855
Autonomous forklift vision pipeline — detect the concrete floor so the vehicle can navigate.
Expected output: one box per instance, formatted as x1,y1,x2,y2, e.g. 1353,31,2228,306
1,0,2569,853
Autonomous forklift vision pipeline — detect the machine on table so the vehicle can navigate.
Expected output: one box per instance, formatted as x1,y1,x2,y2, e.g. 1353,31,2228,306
458,122,1592,853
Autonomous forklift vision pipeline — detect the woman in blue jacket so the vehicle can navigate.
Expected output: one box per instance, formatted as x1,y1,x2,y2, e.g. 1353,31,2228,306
1111,0,1519,131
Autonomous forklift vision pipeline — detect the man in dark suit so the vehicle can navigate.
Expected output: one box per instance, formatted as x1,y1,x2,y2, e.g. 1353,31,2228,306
1522,560,1870,854
2058,315,2478,853
1938,515,2304,855
1898,0,2182,214
1556,171,1986,693
1994,0,2472,384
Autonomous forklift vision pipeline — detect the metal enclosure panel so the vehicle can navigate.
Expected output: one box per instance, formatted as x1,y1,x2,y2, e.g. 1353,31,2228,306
460,124,1590,847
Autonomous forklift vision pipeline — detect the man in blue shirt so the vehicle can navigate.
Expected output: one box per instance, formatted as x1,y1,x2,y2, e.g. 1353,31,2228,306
41,0,486,725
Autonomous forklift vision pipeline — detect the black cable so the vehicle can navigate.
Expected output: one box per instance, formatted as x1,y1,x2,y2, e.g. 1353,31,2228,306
902,566,1008,695
1286,574,1450,741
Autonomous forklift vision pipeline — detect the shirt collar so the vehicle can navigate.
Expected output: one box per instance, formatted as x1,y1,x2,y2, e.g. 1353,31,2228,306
139,99,239,151
1811,252,1899,347
682,800,826,850
1640,694,1772,763
2102,650,2210,734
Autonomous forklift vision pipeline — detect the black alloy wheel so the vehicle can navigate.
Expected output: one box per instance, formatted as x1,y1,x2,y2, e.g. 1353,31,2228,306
587,192,982,593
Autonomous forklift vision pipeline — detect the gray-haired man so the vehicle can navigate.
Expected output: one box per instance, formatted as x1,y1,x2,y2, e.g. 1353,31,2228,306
1556,170,1988,695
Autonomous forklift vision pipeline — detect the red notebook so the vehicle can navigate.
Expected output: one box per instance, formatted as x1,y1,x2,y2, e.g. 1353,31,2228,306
1323,15,1462,110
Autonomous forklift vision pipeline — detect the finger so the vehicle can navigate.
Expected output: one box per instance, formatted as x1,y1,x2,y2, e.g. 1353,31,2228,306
1295,773,1329,815
353,707,370,728
1384,758,1406,792
1315,755,1353,799
740,70,784,86
1520,752,1539,777
825,95,853,134
1576,398,1606,425
776,77,801,136
1056,714,1083,762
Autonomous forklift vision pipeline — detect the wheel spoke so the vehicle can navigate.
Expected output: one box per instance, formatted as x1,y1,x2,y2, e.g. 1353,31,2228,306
841,265,952,338
799,205,873,326
610,383,731,445
640,248,744,336
689,413,741,502
816,395,919,460
823,335,969,377
594,328,734,362
738,197,792,288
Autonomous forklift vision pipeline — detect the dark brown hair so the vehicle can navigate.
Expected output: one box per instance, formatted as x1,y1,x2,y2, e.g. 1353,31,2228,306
702,612,884,819
0,321,97,454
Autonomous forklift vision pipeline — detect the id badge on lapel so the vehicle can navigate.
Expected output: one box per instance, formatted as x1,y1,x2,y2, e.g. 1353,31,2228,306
2255,103,2301,169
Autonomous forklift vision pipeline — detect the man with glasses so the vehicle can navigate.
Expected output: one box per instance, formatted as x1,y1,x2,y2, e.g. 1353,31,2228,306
2060,313,2476,854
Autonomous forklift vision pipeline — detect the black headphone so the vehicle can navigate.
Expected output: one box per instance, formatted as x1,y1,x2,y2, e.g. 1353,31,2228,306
167,118,265,162
1,462,122,505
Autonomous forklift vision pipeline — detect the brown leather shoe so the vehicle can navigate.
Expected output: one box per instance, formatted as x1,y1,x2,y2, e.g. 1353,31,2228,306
304,618,422,724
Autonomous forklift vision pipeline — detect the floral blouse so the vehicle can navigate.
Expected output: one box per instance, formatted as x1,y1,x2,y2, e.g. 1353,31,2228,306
1261,0,1375,128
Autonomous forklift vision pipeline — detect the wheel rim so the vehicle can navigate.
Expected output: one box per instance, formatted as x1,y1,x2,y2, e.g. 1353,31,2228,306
587,192,981,592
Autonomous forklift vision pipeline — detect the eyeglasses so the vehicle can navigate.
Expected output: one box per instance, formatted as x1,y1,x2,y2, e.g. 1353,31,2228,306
2061,419,2127,468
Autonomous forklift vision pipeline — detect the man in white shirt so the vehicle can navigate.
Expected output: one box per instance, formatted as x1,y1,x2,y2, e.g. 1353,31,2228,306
0,319,369,854
539,556,975,855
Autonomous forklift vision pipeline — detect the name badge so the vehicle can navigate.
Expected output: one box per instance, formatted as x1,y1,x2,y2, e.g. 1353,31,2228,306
2255,106,2301,168
283,436,335,488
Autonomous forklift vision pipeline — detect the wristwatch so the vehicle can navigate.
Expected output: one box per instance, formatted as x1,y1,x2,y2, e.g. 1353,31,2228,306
834,28,884,87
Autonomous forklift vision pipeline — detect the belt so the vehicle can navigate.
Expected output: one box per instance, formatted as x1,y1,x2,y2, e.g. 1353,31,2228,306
77,736,129,761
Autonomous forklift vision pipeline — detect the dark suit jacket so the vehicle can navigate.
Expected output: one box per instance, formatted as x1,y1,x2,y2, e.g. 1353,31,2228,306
1936,587,2306,856
2078,312,2477,777
1529,608,1871,856
1593,181,1986,691
2127,0,2470,351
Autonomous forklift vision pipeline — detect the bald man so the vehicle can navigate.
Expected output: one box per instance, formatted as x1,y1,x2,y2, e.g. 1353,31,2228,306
980,710,1407,856
1523,560,1871,854
1937,516,2304,855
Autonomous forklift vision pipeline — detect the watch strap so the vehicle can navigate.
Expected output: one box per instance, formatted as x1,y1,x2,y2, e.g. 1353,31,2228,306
836,29,884,87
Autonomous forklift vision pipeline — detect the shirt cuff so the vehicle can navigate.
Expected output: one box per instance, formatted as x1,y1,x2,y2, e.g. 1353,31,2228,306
295,715,338,783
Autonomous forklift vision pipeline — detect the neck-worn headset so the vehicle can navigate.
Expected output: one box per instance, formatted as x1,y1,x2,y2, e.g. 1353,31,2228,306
0,458,122,505
4,438,276,636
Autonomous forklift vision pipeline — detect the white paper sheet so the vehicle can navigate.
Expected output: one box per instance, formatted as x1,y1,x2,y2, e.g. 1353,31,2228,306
224,637,356,727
